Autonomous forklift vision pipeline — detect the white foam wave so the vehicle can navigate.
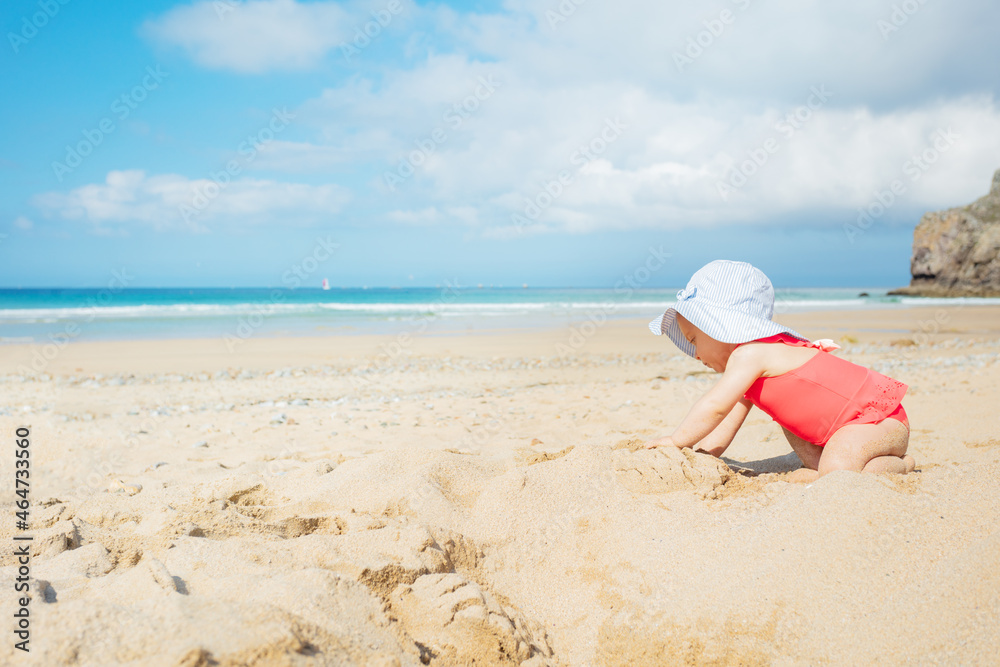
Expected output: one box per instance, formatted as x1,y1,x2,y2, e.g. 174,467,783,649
1,296,999,324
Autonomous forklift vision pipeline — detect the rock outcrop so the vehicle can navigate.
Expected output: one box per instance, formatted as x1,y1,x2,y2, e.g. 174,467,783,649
890,169,1000,297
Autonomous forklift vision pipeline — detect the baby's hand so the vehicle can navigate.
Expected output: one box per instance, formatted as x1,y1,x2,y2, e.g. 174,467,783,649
644,436,677,449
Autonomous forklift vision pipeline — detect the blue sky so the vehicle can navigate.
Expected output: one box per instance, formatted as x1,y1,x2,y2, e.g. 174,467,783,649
2,0,999,288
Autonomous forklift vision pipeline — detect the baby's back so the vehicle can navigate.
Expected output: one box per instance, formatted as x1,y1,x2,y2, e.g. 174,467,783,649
739,334,821,378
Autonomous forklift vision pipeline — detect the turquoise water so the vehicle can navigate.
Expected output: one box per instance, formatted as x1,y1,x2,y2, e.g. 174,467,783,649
1,287,997,343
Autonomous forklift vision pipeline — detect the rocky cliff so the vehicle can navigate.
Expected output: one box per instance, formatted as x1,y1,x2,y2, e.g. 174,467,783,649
891,169,1000,297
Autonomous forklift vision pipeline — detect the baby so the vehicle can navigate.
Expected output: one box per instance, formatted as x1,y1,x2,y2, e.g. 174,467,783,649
645,260,914,483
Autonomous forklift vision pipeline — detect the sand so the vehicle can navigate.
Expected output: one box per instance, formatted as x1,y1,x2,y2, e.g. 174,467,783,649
1,306,998,666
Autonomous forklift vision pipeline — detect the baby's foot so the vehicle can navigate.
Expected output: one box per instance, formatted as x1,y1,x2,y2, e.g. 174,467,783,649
902,455,916,473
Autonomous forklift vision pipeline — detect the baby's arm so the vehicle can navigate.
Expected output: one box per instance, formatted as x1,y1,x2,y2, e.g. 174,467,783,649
694,398,752,457
644,399,751,454
646,346,763,450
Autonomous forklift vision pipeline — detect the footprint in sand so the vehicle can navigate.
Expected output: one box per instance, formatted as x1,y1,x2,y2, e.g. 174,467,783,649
31,519,81,558
390,572,554,665
611,439,731,497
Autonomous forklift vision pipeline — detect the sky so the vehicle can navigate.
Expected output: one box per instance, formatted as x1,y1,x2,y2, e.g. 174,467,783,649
2,0,999,289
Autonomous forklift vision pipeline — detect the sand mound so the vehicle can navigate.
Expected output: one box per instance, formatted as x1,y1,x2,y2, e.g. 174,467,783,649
611,439,731,497
3,442,999,665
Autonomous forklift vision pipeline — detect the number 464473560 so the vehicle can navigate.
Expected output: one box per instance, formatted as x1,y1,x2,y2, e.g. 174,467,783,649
15,427,30,525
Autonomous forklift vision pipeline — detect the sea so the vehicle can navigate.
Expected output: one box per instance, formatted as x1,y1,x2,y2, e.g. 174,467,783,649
1,286,998,344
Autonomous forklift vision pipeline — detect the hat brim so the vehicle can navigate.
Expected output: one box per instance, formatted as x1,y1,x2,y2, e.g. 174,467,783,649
649,301,807,359
648,308,695,358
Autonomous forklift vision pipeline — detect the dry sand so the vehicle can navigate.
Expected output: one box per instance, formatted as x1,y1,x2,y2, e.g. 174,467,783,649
1,306,999,666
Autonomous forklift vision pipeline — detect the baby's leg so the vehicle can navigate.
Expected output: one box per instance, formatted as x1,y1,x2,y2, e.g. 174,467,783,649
819,418,912,476
862,452,916,474
781,427,823,483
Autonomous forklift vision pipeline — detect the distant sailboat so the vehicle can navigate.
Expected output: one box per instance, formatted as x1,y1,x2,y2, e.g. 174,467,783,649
321,278,330,290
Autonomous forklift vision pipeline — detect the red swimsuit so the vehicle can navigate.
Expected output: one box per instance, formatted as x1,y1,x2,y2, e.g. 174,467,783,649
740,334,909,446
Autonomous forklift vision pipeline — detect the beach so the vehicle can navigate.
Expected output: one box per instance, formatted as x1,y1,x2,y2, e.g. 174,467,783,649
1,305,998,665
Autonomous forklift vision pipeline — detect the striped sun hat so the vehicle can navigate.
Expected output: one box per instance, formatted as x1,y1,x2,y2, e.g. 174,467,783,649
648,260,807,358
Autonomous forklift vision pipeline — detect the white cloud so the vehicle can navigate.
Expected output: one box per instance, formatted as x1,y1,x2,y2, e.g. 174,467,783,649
34,170,350,232
456,0,999,107
386,207,441,225
385,205,479,226
13,216,33,230
290,44,1000,233
138,0,1000,235
144,0,354,73
249,140,351,172
143,0,1000,100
